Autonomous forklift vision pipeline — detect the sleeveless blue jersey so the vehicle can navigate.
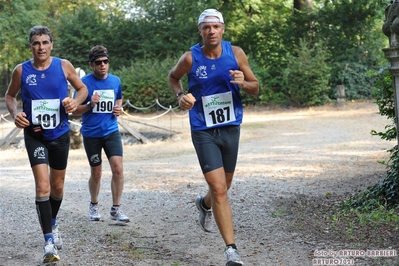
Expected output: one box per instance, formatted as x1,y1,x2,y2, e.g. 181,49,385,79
81,73,122,138
187,41,243,131
21,57,69,140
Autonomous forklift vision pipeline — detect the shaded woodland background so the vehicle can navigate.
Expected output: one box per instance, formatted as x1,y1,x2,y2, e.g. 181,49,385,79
3,0,399,211
0,0,388,108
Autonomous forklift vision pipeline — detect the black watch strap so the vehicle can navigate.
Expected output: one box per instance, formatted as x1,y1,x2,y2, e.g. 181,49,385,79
176,91,185,97
86,101,93,109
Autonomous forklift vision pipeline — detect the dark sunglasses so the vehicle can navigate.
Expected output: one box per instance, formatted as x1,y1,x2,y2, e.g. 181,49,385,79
93,59,109,65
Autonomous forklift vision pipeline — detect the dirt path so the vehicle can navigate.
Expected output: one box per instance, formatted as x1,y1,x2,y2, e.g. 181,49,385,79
0,101,397,266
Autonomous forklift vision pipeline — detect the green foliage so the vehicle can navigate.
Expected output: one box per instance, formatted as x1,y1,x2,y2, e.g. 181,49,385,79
371,66,396,141
0,0,389,109
131,0,223,59
344,66,399,211
113,57,180,109
335,63,376,100
314,0,385,101
54,5,111,68
271,207,287,218
334,203,399,235
343,146,399,210
283,38,332,107
246,62,289,106
233,1,292,84
0,0,51,95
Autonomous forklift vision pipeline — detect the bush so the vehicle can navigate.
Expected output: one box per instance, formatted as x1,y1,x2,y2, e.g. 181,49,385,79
246,62,290,107
283,38,331,107
344,66,399,210
114,57,183,109
334,63,376,100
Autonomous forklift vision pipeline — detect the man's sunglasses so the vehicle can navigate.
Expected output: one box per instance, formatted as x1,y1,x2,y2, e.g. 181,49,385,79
93,59,109,65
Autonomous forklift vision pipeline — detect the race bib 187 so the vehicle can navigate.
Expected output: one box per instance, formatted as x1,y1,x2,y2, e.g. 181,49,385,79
201,91,236,127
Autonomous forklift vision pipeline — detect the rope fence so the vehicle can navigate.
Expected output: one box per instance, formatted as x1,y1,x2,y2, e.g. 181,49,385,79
0,113,12,123
0,99,188,125
0,99,189,148
122,99,188,120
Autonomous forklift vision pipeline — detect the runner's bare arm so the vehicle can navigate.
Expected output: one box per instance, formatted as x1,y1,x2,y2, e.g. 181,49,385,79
5,64,30,128
62,59,88,113
168,52,195,110
231,46,259,95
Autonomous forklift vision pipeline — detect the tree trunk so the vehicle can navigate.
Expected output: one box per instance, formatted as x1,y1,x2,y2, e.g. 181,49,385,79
294,0,313,11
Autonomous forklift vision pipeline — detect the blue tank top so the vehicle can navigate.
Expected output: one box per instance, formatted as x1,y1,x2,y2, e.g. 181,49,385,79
80,73,122,138
21,57,69,140
187,41,243,131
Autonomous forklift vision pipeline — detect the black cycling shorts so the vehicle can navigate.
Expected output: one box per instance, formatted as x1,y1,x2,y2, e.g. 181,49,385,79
191,125,240,174
83,131,123,167
24,130,70,170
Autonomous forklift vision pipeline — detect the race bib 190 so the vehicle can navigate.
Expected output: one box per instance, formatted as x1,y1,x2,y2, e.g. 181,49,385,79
92,90,115,113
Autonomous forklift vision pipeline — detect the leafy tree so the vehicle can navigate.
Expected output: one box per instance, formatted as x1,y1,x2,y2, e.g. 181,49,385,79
0,0,50,94
0,0,390,108
313,0,385,99
284,38,331,106
233,1,293,100
129,0,222,59
53,5,110,69
0,0,109,93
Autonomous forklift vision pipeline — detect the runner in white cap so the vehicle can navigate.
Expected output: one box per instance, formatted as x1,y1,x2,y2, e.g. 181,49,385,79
168,8,259,266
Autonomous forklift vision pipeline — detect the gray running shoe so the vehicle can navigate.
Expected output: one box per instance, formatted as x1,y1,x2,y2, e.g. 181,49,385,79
224,247,244,266
195,195,213,232
110,206,130,224
89,203,101,221
52,225,63,250
43,239,60,263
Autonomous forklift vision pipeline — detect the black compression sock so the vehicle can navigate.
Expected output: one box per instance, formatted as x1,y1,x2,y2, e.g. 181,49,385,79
201,198,210,210
50,195,62,219
36,198,52,234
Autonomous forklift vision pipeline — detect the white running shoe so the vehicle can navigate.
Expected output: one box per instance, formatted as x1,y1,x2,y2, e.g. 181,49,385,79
195,195,213,232
224,247,244,266
89,203,101,221
43,239,60,263
110,206,130,224
52,225,63,250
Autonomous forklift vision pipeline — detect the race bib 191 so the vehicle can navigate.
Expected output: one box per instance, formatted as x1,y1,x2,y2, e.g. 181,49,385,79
31,99,60,129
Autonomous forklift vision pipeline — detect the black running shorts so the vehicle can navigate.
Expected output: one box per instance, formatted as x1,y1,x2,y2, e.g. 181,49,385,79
24,130,70,170
83,131,123,167
191,125,240,174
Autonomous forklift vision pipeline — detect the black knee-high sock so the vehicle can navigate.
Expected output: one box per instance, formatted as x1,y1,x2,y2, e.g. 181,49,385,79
36,197,52,235
50,195,63,219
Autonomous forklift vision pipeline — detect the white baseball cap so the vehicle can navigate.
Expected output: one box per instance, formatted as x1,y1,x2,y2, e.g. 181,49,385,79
198,9,224,25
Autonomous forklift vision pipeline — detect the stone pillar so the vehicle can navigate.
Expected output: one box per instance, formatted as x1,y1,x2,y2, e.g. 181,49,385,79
382,0,399,147
336,85,346,104
383,48,399,146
